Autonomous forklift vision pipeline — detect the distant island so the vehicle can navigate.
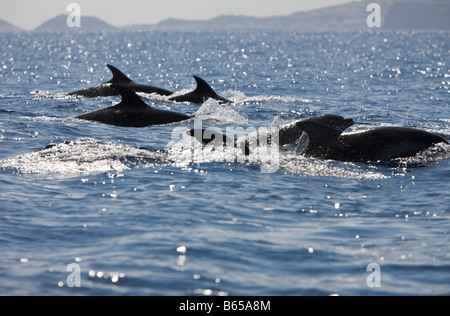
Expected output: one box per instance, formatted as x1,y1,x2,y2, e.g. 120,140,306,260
34,14,115,32
0,18,22,32
1,0,449,32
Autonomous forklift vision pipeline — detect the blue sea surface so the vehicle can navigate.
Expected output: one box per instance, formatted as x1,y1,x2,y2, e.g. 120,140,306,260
0,30,449,296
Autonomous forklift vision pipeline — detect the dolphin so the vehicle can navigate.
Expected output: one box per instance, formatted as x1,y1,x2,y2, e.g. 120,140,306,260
297,118,449,162
169,76,232,104
67,64,173,98
276,115,355,147
74,84,192,127
187,115,354,154
186,114,448,162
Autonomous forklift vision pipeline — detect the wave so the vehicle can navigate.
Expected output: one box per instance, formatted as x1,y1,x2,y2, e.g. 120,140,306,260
138,89,313,105
31,90,71,99
224,90,313,105
396,143,450,165
1,136,385,179
21,115,69,123
2,133,448,178
279,155,390,180
193,99,248,124
166,135,389,180
0,138,166,175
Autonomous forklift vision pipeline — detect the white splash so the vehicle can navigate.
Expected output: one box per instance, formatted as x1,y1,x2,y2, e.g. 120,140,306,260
224,90,313,105
0,138,165,175
194,99,248,124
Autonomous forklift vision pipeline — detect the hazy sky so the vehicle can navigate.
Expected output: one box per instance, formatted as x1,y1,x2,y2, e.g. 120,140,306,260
0,0,361,30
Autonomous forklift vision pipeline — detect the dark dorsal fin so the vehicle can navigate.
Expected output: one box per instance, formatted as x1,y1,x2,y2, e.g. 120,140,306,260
187,129,250,156
106,64,133,84
111,84,150,108
193,76,218,97
297,121,343,144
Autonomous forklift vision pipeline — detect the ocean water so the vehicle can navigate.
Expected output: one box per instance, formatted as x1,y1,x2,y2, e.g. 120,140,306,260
0,29,449,296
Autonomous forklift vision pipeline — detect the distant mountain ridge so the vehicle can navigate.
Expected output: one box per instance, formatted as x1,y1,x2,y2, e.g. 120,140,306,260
130,0,449,31
1,0,449,32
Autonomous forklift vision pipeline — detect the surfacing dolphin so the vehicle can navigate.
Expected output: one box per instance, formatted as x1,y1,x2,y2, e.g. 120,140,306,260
169,76,232,104
188,115,353,148
74,84,192,127
67,64,174,98
297,118,449,162
186,115,353,158
187,114,448,163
